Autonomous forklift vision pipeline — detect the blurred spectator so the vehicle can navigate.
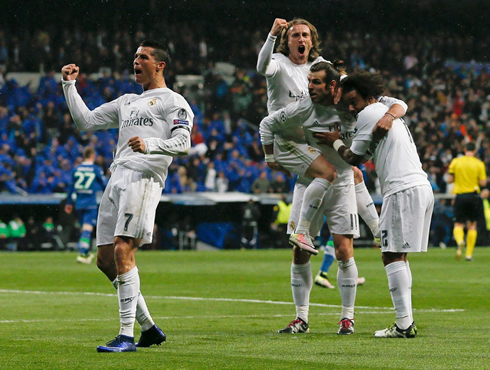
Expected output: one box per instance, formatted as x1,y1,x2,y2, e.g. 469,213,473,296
271,194,292,249
216,171,229,193
240,199,261,249
269,173,290,194
8,215,26,251
251,171,270,194
0,218,10,250
25,216,43,251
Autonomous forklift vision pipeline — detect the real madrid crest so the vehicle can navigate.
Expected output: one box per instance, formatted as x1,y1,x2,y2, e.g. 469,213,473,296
148,98,157,106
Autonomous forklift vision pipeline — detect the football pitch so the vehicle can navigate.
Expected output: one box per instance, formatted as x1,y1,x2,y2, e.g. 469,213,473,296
0,247,488,370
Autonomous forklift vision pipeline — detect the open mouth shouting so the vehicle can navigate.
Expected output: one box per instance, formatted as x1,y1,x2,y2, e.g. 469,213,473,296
298,45,306,56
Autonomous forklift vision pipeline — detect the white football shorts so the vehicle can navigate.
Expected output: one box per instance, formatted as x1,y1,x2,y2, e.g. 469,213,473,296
288,182,359,238
274,137,321,176
379,184,434,253
97,166,163,247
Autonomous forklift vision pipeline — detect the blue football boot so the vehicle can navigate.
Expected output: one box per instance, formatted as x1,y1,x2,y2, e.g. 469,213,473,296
136,325,166,347
96,334,137,352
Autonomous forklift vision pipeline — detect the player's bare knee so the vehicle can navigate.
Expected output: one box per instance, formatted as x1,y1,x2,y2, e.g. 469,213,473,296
293,246,311,264
353,167,364,184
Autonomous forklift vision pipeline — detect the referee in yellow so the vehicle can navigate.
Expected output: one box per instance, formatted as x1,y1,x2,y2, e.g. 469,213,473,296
448,142,487,261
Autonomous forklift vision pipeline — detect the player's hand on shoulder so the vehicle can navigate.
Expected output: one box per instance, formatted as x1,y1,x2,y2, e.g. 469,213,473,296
313,123,341,146
271,18,289,36
61,64,80,81
372,115,393,141
128,136,146,153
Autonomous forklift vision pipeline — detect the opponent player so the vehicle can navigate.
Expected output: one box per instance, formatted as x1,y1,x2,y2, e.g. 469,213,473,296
316,71,434,338
65,147,107,264
62,40,194,352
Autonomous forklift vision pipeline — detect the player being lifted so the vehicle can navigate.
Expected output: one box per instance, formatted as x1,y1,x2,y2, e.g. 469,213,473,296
65,147,107,264
257,18,389,290
260,61,408,335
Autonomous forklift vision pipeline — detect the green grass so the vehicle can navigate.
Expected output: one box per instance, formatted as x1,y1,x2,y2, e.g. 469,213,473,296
0,247,489,369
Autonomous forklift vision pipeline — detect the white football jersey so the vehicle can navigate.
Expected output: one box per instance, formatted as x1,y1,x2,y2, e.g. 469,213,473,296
63,81,194,186
260,97,356,186
264,53,325,114
350,102,429,196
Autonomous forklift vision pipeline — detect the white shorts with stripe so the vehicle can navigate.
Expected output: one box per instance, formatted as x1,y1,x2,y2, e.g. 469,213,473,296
288,182,359,238
97,166,163,247
274,137,321,177
379,184,434,253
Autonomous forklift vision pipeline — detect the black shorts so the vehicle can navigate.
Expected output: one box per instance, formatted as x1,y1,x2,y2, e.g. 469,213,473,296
453,193,483,223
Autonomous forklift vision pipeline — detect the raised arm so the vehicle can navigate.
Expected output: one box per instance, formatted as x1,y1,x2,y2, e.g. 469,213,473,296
256,18,288,76
61,64,119,132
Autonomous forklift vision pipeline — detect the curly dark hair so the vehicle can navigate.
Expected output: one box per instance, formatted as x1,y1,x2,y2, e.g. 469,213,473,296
340,71,386,100
276,18,321,62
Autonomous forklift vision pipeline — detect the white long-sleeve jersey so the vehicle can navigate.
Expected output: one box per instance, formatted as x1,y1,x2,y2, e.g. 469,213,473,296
62,80,194,187
256,33,327,115
260,97,356,186
259,96,409,185
260,95,408,147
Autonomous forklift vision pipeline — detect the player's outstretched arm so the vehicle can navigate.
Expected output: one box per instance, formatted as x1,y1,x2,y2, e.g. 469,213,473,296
257,18,287,75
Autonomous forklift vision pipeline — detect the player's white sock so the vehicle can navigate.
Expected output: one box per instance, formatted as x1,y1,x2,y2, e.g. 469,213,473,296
386,261,412,330
136,292,155,331
405,260,413,324
355,182,380,238
112,278,155,331
291,262,312,323
296,178,331,234
117,266,140,337
337,257,358,320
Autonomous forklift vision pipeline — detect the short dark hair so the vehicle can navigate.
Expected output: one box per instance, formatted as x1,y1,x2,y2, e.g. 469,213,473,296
309,61,340,84
340,71,386,100
140,40,170,64
465,142,476,152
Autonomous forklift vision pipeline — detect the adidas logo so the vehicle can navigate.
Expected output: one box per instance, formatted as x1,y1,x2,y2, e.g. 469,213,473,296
402,242,410,249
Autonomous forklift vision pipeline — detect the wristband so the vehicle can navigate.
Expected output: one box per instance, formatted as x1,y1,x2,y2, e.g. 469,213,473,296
385,112,396,120
264,154,275,162
333,139,345,152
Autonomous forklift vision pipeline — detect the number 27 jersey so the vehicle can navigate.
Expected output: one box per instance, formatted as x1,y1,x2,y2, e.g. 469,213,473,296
66,163,107,210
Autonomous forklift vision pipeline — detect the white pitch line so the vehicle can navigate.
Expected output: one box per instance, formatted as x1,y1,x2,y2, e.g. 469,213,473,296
0,312,392,325
0,289,464,313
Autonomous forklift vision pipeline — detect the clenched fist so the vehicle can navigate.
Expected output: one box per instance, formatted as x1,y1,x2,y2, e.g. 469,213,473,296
61,64,80,81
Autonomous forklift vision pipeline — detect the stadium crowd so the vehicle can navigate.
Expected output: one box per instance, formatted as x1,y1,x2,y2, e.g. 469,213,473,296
0,23,488,198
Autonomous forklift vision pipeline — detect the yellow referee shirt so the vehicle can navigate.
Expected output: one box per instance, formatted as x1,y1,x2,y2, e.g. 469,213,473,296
448,155,487,194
